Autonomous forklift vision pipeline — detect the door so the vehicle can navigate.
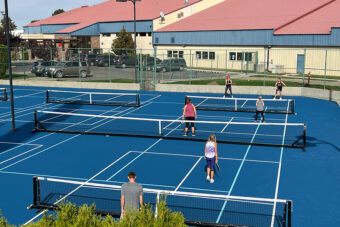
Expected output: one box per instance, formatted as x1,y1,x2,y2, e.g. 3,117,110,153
297,54,305,74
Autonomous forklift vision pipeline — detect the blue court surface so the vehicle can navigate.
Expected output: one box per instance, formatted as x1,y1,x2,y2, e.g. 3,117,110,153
0,85,339,226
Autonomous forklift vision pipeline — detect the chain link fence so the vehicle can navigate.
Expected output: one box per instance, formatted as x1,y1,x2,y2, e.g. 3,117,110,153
1,46,340,91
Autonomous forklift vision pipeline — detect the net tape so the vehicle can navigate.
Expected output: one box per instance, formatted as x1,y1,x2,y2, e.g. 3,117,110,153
186,95,295,114
33,110,306,150
30,177,292,227
46,90,140,107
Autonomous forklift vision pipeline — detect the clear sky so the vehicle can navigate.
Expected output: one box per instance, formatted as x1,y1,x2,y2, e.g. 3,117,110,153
0,0,106,29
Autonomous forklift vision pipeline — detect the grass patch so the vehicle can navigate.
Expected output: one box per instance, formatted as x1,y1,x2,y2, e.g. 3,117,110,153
0,73,35,80
252,74,340,80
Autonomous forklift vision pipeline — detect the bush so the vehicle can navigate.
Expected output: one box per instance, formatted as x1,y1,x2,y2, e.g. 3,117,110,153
0,44,8,79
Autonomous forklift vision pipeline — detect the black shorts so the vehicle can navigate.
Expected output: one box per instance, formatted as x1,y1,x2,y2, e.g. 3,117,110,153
185,116,195,128
276,86,282,91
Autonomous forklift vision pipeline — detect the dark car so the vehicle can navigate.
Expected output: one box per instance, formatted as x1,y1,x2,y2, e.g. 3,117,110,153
31,61,56,76
96,55,117,67
156,58,187,72
115,56,137,68
70,54,87,61
47,61,90,78
87,54,98,66
140,57,162,71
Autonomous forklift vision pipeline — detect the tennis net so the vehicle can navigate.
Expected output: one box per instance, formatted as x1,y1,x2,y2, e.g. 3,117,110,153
29,177,292,227
46,90,140,107
33,110,306,150
0,88,8,101
185,95,295,114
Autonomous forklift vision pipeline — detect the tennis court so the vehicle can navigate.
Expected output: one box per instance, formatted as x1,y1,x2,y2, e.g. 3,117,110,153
0,85,339,226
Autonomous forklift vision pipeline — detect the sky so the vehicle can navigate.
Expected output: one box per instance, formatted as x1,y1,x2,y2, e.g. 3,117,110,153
0,0,106,29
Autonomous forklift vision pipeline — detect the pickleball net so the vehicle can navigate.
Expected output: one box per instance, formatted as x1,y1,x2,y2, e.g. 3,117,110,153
0,88,7,101
29,177,292,227
33,110,306,150
185,95,295,114
46,90,140,107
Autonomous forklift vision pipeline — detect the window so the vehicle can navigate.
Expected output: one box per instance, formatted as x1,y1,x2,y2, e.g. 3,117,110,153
173,51,178,58
171,37,175,44
147,32,152,36
140,32,146,36
66,62,73,67
202,51,208,59
167,50,172,58
237,52,244,61
102,33,110,37
72,62,79,67
196,51,201,59
209,52,215,60
155,37,159,43
229,52,236,61
179,51,184,58
245,52,252,62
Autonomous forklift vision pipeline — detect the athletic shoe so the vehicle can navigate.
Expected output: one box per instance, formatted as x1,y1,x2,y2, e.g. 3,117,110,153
210,179,214,183
231,96,233,98
206,175,210,181
273,97,275,100
184,133,187,136
192,133,196,137
280,97,282,100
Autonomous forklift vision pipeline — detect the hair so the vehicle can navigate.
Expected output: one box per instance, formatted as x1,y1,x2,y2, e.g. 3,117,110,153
278,77,281,80
128,171,136,178
259,96,262,99
186,98,191,104
208,134,216,143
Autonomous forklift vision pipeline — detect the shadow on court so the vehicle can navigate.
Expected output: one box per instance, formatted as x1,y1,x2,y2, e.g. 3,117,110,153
306,136,340,152
0,104,76,154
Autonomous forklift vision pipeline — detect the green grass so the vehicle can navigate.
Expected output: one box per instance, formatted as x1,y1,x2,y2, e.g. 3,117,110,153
251,74,340,80
168,78,340,91
0,73,35,80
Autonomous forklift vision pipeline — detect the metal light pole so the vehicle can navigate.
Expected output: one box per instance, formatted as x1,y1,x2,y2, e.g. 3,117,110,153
117,0,140,83
4,0,15,130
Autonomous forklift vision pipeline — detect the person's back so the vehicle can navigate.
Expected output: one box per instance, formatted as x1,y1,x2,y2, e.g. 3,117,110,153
256,99,264,111
121,182,143,211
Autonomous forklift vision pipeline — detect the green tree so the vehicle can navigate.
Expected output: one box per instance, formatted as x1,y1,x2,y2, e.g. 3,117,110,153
30,20,39,24
0,16,17,32
0,44,8,78
111,27,134,56
52,9,65,16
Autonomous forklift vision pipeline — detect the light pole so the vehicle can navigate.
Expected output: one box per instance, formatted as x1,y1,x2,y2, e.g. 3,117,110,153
3,0,15,130
116,0,141,83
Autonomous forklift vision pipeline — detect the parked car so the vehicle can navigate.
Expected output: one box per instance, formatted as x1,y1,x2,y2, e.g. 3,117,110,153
31,61,56,76
140,57,162,70
87,54,98,66
156,58,187,72
47,61,90,78
70,54,87,61
115,55,137,68
96,55,117,67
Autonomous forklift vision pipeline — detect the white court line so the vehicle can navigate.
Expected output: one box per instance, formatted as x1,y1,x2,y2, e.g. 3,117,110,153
0,96,159,171
270,101,290,227
240,100,248,108
105,114,183,181
180,186,228,194
0,142,42,156
5,119,93,126
13,91,45,99
221,117,234,133
130,150,280,164
0,145,43,166
23,151,133,225
174,157,203,192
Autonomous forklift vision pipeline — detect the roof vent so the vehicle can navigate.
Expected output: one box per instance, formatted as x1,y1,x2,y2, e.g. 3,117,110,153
160,11,165,22
81,5,88,8
185,0,189,4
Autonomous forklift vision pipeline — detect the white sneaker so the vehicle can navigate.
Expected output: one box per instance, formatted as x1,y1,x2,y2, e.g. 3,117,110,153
280,97,282,100
206,175,210,181
273,97,275,100
210,179,214,183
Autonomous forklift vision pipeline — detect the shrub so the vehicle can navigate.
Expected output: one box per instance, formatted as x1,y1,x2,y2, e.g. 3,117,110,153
0,44,8,78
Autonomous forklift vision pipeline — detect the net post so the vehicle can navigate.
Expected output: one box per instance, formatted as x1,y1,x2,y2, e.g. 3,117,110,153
34,110,38,130
303,124,306,152
287,200,292,227
33,176,40,205
283,201,288,227
154,191,160,218
4,88,8,101
46,90,49,103
291,99,295,114
137,94,140,107
158,121,161,135
235,99,237,111
89,93,92,105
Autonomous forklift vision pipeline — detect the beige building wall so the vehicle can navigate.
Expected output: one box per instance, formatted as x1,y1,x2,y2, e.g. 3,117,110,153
21,33,56,40
153,0,225,31
154,45,340,76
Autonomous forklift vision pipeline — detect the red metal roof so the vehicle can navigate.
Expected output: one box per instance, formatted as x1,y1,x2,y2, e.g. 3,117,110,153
25,0,201,33
156,0,340,35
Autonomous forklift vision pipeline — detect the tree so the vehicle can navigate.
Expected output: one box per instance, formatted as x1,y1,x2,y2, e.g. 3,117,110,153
0,16,17,32
52,9,65,16
30,20,39,24
112,27,134,56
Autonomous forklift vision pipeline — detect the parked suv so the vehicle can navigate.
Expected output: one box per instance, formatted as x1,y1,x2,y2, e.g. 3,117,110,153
115,56,137,68
96,55,117,67
47,61,90,78
87,54,98,66
156,58,187,72
31,61,56,76
140,57,162,71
